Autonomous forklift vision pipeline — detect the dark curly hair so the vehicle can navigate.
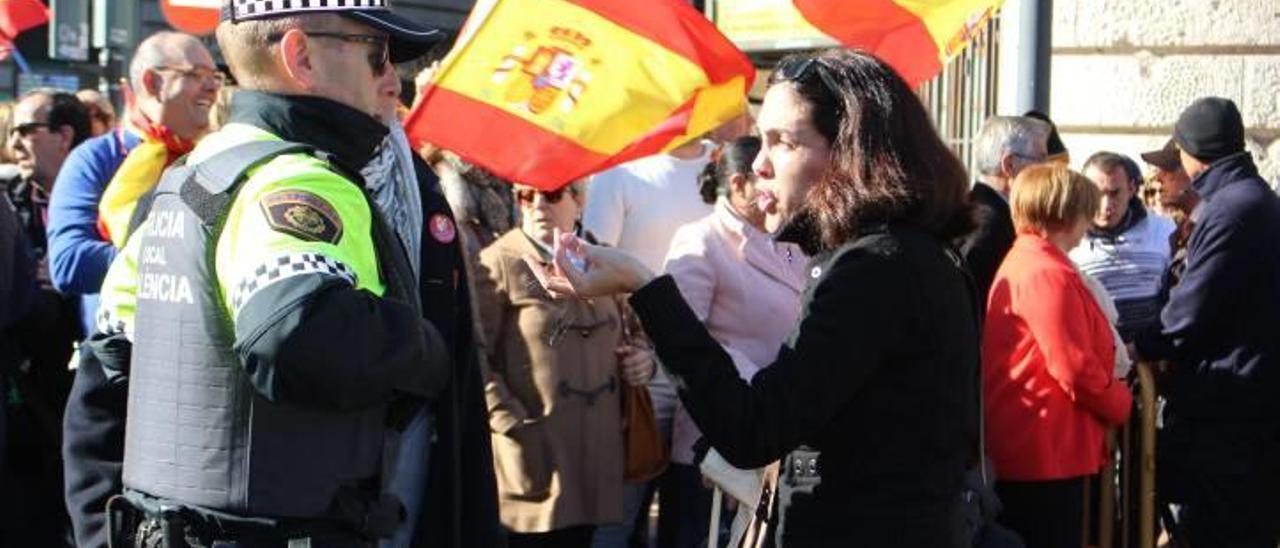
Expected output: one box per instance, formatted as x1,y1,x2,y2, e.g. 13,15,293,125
768,49,972,249
698,136,761,204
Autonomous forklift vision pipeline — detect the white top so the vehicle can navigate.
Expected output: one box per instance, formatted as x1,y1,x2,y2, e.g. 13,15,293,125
582,145,715,273
1069,210,1176,337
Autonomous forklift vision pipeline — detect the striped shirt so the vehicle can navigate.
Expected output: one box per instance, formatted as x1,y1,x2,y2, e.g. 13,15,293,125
1070,207,1176,340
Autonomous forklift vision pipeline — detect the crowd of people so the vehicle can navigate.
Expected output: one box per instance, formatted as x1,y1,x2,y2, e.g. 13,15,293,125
0,2,1277,548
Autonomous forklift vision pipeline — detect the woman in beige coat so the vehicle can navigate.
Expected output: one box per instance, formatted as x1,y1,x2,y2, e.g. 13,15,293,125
473,179,654,548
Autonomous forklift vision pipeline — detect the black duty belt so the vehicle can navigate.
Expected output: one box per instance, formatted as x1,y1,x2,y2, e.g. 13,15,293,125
108,490,379,548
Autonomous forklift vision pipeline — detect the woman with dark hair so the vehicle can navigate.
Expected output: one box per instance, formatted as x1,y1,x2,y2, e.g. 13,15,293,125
658,136,807,547
526,49,980,546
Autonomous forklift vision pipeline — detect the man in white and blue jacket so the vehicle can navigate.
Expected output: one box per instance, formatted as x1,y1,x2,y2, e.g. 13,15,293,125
1133,97,1280,548
1070,152,1175,341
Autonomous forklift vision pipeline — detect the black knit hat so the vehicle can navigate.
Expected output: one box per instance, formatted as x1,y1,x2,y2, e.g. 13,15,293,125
1174,97,1244,162
1023,109,1068,160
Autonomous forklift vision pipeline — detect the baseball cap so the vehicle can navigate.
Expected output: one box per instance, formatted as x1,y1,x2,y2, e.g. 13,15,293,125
221,0,444,63
1140,139,1181,171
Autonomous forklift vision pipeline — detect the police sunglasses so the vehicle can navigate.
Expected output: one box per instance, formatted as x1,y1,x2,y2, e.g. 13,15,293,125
267,31,391,76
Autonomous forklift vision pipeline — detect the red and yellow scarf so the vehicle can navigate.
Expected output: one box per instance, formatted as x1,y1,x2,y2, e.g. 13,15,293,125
97,105,196,247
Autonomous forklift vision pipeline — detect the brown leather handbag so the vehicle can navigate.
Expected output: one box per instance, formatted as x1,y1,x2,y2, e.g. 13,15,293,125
622,382,668,482
615,295,669,482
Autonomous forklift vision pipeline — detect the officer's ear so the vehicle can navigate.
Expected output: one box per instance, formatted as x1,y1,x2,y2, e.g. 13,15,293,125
277,28,318,91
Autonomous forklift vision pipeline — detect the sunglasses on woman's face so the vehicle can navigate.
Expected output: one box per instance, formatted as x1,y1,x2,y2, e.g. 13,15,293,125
516,188,569,206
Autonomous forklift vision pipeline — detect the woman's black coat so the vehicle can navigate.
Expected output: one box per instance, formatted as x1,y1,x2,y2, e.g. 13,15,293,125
630,220,980,547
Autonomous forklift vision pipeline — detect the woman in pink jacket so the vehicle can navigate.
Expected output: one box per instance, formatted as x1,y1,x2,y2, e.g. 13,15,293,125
658,136,808,547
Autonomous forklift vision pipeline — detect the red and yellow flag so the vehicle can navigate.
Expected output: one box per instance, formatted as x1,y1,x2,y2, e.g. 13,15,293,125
793,0,1003,87
0,0,48,41
404,0,755,191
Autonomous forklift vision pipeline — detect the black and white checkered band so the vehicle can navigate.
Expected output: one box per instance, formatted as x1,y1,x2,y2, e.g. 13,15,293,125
223,0,389,22
230,252,357,315
96,306,131,341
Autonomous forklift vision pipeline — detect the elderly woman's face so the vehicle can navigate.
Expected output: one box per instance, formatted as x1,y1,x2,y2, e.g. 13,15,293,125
518,183,583,246
752,83,832,233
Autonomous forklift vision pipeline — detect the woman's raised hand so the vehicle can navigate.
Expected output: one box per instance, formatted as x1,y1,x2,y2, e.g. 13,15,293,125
522,230,655,299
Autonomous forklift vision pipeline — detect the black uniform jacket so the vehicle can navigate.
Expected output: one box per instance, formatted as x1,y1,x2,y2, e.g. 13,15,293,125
62,92,501,548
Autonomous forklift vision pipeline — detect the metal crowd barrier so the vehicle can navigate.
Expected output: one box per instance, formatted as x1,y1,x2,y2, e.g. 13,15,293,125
1085,362,1159,548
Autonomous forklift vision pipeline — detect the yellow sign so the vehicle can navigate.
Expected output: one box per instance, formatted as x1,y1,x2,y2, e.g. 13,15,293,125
710,0,836,51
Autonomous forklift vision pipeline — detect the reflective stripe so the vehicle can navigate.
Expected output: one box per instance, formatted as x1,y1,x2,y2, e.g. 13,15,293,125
230,252,357,316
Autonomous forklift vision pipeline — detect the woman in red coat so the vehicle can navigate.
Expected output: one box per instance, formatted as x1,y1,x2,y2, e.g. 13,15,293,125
983,163,1133,548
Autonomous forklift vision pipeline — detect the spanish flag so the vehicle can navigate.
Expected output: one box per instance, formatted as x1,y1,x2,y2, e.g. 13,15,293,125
0,0,49,41
794,0,1003,87
404,0,754,191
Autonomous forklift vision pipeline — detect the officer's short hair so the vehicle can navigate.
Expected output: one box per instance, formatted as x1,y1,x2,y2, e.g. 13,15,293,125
216,14,341,87
974,116,1051,177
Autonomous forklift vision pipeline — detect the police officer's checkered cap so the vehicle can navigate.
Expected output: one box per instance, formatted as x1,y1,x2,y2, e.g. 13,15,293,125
223,0,389,23
220,0,442,61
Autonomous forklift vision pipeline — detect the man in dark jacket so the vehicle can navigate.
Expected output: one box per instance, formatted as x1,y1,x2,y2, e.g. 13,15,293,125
1,90,90,547
1133,97,1280,547
960,115,1050,303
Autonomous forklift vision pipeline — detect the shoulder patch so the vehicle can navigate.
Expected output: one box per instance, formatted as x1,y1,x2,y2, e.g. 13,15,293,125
259,190,344,245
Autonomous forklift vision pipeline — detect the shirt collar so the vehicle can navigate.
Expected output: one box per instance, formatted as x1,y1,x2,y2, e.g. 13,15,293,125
774,209,822,256
715,197,751,235
1088,197,1148,239
1191,151,1257,202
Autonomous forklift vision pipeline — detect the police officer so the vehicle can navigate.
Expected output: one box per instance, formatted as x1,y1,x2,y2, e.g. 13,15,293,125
92,0,502,545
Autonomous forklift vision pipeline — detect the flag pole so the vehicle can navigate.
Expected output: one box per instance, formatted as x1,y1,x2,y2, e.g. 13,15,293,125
11,46,31,74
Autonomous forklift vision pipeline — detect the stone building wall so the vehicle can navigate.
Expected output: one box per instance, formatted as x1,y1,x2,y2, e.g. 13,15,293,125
1000,0,1280,186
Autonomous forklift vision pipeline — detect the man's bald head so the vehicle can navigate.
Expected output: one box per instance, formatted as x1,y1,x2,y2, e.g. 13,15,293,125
129,32,214,95
127,31,220,140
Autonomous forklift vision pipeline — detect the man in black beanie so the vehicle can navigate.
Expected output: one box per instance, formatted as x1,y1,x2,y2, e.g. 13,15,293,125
1132,96,1280,547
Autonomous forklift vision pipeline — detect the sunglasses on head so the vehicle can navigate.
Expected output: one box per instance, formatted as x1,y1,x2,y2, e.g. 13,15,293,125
772,56,841,99
267,31,391,76
516,188,571,205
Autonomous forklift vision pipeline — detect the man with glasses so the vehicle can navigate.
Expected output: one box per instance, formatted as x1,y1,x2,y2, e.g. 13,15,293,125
960,115,1051,304
90,1,501,546
0,88,88,547
96,31,224,248
55,31,220,548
